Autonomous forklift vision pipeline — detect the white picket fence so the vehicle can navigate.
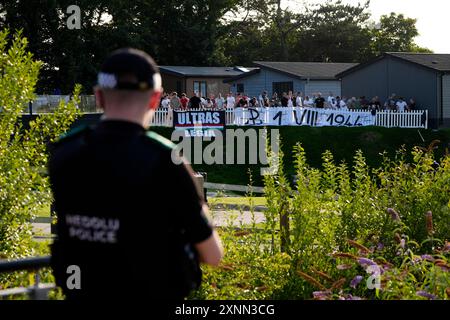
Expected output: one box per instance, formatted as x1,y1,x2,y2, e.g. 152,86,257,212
152,107,428,129
374,110,427,129
29,96,427,129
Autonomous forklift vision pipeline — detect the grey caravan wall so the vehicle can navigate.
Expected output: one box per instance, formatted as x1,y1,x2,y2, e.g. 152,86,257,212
341,56,440,128
228,68,306,99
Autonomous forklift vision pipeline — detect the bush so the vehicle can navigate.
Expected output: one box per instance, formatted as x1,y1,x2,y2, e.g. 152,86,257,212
0,29,79,290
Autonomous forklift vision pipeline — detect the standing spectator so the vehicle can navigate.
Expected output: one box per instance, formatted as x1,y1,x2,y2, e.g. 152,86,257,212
226,92,235,108
262,93,270,108
304,96,313,107
258,91,267,107
369,96,381,111
189,91,202,109
338,96,348,110
161,94,171,108
360,96,369,109
396,97,408,112
329,97,337,109
327,92,334,107
180,93,189,110
200,96,208,109
243,93,250,104
384,93,397,111
237,95,248,108
408,98,416,111
249,97,259,108
314,92,326,108
262,91,270,107
346,97,354,109
296,92,303,107
170,92,181,110
272,92,278,106
281,92,289,107
287,91,294,107
368,96,380,115
205,98,213,109
216,93,225,109
235,92,242,107
209,94,216,108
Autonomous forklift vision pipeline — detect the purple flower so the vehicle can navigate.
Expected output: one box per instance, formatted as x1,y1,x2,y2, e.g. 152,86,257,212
346,294,362,300
416,291,437,300
421,254,434,262
358,258,377,267
387,208,400,221
377,243,384,251
313,291,331,300
399,239,406,249
350,275,363,289
412,257,421,265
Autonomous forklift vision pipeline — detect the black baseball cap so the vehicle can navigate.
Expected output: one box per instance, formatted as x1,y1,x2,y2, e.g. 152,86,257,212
97,48,161,91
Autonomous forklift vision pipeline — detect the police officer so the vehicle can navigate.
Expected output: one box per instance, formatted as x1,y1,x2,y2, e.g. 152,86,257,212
49,48,223,300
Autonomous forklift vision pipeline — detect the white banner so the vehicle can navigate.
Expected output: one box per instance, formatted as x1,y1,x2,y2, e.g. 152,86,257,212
233,107,375,127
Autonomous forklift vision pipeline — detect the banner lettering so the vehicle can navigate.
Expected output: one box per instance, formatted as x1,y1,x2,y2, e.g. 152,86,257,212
233,107,375,127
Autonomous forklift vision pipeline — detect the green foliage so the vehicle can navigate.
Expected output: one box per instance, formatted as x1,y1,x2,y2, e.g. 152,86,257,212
0,29,79,264
0,0,431,92
0,0,240,93
194,143,449,300
191,233,292,300
370,13,431,55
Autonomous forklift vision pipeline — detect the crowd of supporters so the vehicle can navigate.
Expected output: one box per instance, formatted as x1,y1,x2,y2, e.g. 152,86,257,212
160,91,417,112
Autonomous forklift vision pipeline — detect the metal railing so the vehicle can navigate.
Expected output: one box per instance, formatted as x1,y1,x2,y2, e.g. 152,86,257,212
26,95,100,114
0,256,55,300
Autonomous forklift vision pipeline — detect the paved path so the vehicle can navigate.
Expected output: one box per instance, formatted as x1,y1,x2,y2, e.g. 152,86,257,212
210,210,266,227
32,223,51,236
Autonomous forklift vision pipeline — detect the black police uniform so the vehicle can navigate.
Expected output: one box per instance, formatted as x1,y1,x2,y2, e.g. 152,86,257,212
48,120,213,300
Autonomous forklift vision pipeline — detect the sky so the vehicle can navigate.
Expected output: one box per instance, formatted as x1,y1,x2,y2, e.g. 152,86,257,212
282,0,450,53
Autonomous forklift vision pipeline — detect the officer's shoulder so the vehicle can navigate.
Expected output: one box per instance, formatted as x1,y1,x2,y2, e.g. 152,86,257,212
143,130,175,151
53,125,91,146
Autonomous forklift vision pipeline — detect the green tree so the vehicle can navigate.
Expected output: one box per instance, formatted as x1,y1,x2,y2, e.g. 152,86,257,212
0,0,241,92
148,0,238,66
371,13,432,55
293,0,372,62
219,0,375,64
217,0,305,64
0,0,433,91
0,0,62,93
0,30,79,260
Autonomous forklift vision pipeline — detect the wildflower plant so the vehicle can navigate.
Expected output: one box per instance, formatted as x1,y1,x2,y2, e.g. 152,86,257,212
196,140,449,300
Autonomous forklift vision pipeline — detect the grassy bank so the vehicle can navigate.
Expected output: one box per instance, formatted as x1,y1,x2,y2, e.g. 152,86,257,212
150,126,450,185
